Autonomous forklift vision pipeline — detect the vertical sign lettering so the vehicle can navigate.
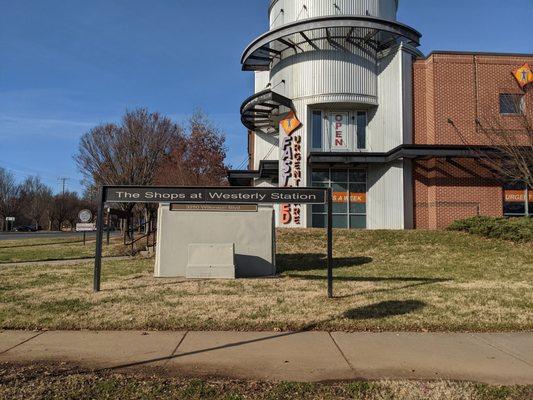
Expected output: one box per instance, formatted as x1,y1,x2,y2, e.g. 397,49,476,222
330,113,348,150
279,111,303,226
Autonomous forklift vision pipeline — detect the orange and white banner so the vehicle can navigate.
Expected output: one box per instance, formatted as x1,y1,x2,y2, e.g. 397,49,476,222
504,189,533,203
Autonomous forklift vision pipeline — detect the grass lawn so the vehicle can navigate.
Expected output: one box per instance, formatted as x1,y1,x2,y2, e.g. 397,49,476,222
1,364,531,400
0,229,531,332
0,236,133,264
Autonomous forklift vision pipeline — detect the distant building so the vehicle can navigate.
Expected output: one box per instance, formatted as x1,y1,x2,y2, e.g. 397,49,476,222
228,0,532,229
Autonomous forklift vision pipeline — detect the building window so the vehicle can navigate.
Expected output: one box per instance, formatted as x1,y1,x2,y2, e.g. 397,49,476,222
356,112,367,149
312,110,323,149
503,184,532,217
499,94,524,115
311,110,367,151
311,168,367,229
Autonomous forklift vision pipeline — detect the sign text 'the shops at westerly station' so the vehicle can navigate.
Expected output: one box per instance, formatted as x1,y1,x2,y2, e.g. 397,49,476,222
103,187,326,205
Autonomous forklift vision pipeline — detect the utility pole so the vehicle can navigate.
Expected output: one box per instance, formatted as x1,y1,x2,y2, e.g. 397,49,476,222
58,177,69,195
58,177,69,232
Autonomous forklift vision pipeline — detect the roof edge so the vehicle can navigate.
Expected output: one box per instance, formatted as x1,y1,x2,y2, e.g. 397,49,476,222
422,50,533,59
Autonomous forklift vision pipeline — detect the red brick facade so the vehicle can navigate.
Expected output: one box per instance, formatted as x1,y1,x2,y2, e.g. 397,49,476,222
412,52,533,229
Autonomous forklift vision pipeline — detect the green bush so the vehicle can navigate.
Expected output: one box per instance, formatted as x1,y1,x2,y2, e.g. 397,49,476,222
448,216,533,243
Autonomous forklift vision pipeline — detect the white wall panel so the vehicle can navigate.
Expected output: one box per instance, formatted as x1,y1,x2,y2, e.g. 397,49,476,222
255,71,270,93
254,133,279,170
367,161,405,229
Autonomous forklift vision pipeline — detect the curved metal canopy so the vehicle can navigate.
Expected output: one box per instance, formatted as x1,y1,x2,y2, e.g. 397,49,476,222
242,15,421,71
240,89,293,133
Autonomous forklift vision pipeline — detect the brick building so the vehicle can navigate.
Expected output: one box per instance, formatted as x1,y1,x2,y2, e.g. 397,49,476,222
413,52,533,229
228,0,532,230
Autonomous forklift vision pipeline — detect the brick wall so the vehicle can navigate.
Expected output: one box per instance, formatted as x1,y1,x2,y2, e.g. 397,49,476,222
413,52,533,229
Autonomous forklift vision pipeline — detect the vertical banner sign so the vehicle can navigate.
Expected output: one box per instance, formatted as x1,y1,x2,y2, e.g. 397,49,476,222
330,113,349,150
279,111,303,226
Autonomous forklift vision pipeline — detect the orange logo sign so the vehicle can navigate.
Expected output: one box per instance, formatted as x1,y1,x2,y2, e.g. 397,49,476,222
333,192,366,204
280,111,301,135
513,63,533,88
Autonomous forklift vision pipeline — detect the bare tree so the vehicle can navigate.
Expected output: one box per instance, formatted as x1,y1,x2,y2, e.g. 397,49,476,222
50,191,81,231
448,95,532,187
75,108,184,236
156,110,229,186
0,167,19,231
18,176,53,230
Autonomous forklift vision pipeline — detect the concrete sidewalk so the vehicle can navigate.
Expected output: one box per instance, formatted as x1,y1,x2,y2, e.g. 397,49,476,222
0,330,531,385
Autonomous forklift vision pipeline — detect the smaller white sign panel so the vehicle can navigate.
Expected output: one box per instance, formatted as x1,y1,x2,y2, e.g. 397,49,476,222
330,112,349,150
76,223,96,232
5,217,15,222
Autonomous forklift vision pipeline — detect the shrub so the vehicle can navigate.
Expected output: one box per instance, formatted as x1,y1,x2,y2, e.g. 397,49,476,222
448,216,533,243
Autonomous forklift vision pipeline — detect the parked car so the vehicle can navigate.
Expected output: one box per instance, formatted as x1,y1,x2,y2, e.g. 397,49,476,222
14,225,38,232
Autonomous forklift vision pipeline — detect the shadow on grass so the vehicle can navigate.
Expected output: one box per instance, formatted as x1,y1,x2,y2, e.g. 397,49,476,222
277,253,372,272
342,300,426,320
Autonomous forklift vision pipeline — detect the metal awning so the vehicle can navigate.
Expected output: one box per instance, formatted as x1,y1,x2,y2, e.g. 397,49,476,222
241,89,293,133
227,160,278,187
228,145,509,186
309,145,502,164
242,15,422,71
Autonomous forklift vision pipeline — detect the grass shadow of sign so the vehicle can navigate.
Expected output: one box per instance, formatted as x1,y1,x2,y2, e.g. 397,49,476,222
277,253,372,272
343,300,426,320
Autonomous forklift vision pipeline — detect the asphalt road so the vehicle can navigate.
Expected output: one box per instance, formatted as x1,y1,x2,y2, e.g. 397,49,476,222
0,231,98,241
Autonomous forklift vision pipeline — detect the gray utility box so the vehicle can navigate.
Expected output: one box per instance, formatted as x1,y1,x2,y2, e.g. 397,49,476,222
155,204,276,278
186,243,235,279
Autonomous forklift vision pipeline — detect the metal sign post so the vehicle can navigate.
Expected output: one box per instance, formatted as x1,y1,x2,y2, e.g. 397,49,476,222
93,186,334,298
327,188,333,298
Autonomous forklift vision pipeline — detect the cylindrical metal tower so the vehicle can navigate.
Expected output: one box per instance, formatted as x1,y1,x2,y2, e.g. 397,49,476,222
239,0,422,230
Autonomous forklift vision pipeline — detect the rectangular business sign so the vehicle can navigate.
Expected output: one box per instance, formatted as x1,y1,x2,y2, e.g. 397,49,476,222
170,204,258,212
330,112,349,150
104,187,327,205
5,217,15,222
76,223,96,232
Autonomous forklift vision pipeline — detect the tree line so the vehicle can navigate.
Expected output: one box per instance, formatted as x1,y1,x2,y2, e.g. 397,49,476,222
0,108,230,232
0,171,94,231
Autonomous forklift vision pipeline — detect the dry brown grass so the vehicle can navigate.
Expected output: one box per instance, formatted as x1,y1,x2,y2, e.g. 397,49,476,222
0,363,531,400
0,229,531,332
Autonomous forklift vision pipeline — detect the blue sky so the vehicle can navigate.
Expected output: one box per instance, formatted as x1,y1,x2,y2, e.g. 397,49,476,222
0,0,531,194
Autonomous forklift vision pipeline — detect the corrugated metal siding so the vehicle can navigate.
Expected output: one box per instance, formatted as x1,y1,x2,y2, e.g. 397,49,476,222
270,0,398,28
367,161,405,229
271,47,378,101
254,71,270,93
367,45,403,152
254,133,279,170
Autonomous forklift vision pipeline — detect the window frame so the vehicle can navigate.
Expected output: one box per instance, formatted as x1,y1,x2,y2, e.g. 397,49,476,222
310,108,368,152
499,93,525,116
311,168,367,229
503,183,531,217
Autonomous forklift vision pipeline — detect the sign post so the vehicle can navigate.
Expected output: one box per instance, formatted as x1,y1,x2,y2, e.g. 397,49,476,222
94,187,106,293
93,186,334,298
327,188,333,298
